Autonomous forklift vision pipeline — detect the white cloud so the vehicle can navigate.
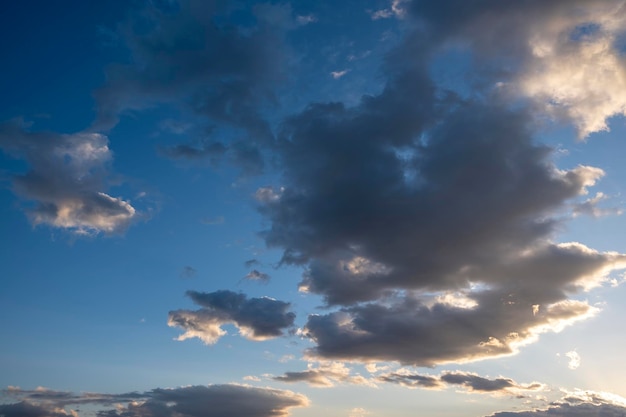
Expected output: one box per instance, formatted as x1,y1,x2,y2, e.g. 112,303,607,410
565,350,581,370
331,70,350,79
517,3,626,138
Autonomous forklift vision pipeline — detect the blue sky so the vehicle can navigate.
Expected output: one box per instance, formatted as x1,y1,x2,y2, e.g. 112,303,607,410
2,1,626,417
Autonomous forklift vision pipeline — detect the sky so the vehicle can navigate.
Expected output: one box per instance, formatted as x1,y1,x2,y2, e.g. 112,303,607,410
2,1,626,416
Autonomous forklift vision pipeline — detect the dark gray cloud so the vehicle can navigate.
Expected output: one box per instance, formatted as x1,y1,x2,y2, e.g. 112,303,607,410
1,385,308,417
160,140,226,162
98,385,308,417
244,269,271,283
93,0,295,173
264,97,625,365
378,370,543,393
378,372,442,389
0,401,73,417
0,119,136,235
440,373,513,392
168,290,295,344
245,259,261,268
254,0,626,366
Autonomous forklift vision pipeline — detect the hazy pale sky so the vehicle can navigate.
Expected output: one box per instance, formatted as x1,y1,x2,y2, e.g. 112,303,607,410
2,1,626,417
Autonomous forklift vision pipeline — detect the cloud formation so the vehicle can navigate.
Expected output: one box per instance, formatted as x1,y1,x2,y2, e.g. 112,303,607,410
272,362,374,388
0,119,136,235
93,0,296,175
0,385,308,417
253,0,626,366
488,390,626,417
244,270,271,283
378,370,543,395
168,290,296,344
565,351,581,370
407,0,626,138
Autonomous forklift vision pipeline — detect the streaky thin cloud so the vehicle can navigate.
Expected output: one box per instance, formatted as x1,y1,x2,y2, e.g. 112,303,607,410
378,370,543,394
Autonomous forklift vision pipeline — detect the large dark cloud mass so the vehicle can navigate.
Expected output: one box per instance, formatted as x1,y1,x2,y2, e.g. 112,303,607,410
0,385,308,417
0,119,136,235
254,0,626,365
168,290,296,344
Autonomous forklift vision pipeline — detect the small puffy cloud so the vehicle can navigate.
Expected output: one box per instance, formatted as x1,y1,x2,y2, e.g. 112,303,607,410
1,385,309,417
296,14,317,25
244,270,271,283
349,407,369,417
565,350,581,370
273,362,375,388
255,186,284,203
168,290,296,344
331,70,350,79
0,120,136,235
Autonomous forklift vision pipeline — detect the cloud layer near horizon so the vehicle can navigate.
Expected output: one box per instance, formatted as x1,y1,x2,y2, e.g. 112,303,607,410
0,385,309,417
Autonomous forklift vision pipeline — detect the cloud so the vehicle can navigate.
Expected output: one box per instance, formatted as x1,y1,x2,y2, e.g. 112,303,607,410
245,259,261,268
331,70,350,79
487,389,626,417
378,370,543,394
179,266,197,279
572,192,623,218
407,0,626,138
168,290,296,344
92,0,294,173
244,270,271,283
0,385,309,417
349,407,369,417
272,362,375,388
254,0,626,366
565,350,581,370
0,119,136,235
368,0,408,20
296,14,317,26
